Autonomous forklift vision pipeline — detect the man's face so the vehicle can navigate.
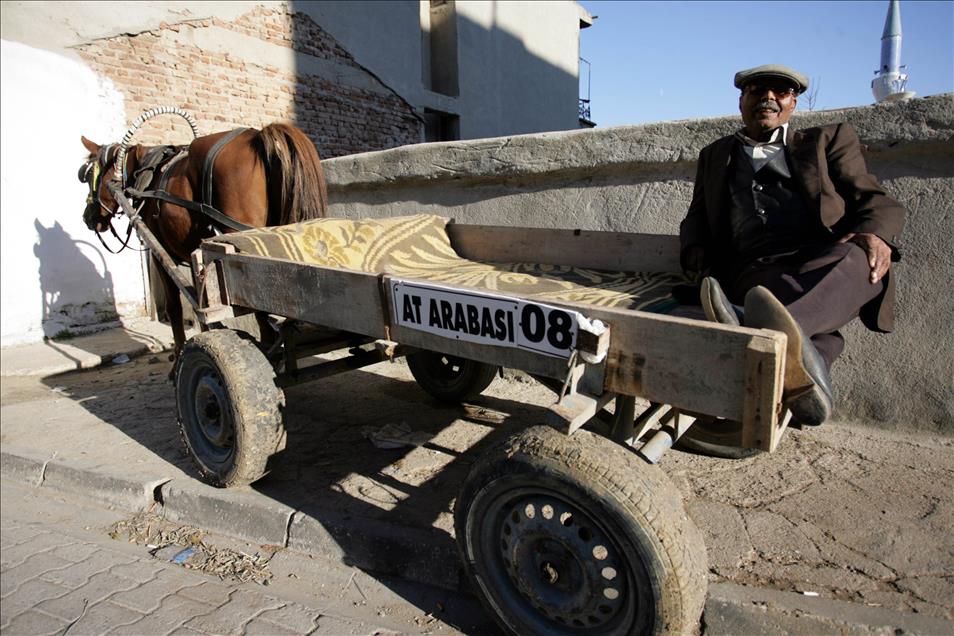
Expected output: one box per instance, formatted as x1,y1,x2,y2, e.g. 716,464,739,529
738,80,798,138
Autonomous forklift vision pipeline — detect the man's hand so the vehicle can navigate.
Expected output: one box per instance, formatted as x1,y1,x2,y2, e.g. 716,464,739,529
839,232,892,284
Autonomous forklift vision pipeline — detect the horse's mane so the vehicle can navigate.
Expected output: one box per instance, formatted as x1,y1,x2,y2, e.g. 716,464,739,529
257,123,328,225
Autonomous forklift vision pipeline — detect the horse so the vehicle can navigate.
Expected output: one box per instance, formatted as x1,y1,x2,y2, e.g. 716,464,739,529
79,122,328,365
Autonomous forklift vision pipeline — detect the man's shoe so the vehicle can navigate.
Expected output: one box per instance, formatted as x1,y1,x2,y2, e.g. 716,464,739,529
786,341,834,426
743,286,834,426
700,277,741,326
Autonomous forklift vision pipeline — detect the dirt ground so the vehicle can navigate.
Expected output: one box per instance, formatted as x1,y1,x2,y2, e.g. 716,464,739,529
2,353,952,621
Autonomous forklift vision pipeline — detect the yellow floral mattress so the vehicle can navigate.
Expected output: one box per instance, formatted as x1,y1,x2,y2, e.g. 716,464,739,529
210,214,685,313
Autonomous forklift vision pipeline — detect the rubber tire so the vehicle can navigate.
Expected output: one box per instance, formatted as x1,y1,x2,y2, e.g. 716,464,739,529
674,418,760,460
175,330,286,487
455,425,707,636
406,350,498,403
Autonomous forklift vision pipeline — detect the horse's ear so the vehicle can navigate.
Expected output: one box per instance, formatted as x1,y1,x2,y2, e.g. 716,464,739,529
81,136,100,154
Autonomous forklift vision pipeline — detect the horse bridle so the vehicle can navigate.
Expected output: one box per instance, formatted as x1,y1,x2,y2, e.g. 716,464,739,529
78,143,138,253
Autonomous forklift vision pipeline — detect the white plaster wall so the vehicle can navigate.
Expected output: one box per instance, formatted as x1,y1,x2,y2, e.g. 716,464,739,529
0,40,146,346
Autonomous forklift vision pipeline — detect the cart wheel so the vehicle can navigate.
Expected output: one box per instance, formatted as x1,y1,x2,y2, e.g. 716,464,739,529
674,418,759,459
175,330,286,487
455,425,707,636
406,350,498,403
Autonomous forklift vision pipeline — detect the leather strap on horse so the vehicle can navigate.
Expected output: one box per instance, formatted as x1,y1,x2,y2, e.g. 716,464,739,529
124,128,256,233
132,145,183,192
125,187,255,232
203,127,250,208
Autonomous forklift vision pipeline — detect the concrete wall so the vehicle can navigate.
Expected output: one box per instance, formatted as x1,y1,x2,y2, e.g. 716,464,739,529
320,95,954,434
306,1,588,139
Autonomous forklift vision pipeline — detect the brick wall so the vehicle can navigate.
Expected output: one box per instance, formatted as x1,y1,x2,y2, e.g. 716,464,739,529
76,4,422,158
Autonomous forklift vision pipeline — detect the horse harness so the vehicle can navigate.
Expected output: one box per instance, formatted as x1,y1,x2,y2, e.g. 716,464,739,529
80,127,255,254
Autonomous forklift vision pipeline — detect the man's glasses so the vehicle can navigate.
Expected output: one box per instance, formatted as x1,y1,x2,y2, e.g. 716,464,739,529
743,84,797,97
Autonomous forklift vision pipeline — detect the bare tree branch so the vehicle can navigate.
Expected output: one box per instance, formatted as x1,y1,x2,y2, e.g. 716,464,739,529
805,77,821,111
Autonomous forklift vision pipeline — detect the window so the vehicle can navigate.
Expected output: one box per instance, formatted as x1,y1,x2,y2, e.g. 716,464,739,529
423,109,460,142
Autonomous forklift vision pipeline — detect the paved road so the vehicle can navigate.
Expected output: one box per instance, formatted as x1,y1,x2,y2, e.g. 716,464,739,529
0,481,496,635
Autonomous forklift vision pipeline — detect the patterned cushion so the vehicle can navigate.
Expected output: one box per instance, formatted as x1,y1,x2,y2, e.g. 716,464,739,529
210,214,686,313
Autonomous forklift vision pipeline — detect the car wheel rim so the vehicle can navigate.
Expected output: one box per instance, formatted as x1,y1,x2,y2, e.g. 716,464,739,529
186,362,235,467
480,487,638,632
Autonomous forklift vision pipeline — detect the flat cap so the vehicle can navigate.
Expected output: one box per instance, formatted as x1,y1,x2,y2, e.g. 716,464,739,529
734,64,809,94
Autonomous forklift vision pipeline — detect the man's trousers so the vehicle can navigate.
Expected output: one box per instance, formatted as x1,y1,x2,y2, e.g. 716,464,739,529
725,242,886,371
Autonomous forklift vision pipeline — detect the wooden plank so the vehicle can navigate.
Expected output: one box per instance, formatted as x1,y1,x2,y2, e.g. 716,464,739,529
200,241,236,255
108,183,197,310
387,321,571,379
191,248,236,324
385,271,783,424
548,391,615,435
447,223,681,273
536,299,787,423
215,253,389,338
741,333,787,451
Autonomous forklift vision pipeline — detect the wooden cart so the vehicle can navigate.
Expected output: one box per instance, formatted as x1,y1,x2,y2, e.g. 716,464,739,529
110,183,791,635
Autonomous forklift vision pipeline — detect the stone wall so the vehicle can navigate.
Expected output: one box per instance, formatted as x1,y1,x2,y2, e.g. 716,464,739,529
75,4,422,157
321,94,954,434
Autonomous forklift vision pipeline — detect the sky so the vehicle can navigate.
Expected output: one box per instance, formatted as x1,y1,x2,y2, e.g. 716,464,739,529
578,0,954,127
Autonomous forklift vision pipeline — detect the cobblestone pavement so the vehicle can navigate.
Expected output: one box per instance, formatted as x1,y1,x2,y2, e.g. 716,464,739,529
0,482,494,635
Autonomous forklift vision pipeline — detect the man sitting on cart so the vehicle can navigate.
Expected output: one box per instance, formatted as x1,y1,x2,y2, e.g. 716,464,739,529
680,64,906,426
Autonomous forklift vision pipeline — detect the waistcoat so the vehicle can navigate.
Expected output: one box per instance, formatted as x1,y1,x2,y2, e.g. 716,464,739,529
727,141,825,259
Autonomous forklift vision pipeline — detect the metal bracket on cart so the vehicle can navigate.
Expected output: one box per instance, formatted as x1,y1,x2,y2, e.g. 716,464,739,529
544,317,704,464
545,319,613,434
548,380,699,463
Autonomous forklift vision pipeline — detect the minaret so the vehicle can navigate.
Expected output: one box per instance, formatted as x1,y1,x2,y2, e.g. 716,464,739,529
872,0,915,102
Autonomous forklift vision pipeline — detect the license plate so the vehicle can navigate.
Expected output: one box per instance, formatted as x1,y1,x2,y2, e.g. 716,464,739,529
391,279,580,358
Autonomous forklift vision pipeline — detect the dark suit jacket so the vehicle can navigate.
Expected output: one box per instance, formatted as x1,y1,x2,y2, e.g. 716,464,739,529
679,123,906,332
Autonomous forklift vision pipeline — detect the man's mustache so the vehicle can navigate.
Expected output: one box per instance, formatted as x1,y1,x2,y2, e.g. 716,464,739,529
754,99,780,113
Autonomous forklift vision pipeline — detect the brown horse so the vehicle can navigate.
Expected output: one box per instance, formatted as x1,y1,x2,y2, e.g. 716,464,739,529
79,123,328,361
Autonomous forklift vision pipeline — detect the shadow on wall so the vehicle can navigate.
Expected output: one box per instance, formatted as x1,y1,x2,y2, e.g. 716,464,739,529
33,218,119,339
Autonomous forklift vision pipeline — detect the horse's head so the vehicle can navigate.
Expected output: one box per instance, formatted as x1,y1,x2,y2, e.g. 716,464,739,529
79,136,124,233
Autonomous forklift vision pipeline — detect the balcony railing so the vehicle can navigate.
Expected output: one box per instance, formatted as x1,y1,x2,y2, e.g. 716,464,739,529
579,99,591,120
579,57,594,125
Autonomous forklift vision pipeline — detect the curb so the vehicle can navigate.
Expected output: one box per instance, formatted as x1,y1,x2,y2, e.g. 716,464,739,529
1,447,168,511
160,480,462,590
159,480,296,546
0,447,48,486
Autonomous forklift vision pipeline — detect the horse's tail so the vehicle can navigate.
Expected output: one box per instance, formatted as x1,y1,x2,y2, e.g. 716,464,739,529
258,123,328,224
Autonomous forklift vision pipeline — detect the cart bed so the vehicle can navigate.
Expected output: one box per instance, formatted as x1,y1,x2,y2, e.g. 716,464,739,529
197,214,789,452
209,214,687,315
